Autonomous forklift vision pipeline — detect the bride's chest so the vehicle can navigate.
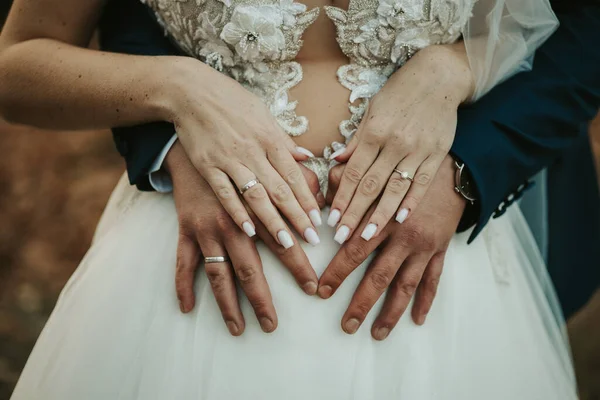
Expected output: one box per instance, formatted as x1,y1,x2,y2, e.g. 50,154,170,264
145,0,474,67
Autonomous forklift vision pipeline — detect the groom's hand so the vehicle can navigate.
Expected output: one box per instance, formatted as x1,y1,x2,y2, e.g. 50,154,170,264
165,142,323,336
319,155,465,340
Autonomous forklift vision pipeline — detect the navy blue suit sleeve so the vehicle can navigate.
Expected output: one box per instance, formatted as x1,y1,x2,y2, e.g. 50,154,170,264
98,0,182,191
451,4,600,243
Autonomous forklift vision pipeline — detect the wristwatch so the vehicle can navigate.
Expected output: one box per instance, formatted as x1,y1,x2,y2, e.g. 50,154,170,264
452,158,477,204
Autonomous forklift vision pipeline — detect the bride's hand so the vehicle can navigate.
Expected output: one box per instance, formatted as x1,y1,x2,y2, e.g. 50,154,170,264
327,44,474,243
166,142,324,335
163,59,322,249
320,158,466,339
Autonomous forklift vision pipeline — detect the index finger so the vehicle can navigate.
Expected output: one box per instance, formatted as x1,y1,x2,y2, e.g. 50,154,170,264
318,206,382,299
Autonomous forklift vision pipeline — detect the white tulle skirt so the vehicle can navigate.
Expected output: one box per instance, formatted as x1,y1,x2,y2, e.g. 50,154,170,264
11,174,578,400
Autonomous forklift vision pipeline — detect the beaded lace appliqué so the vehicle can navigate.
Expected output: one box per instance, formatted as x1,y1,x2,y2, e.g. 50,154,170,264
323,0,472,155
143,0,474,164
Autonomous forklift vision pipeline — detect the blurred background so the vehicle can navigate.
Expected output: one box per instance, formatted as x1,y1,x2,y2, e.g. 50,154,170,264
0,1,599,399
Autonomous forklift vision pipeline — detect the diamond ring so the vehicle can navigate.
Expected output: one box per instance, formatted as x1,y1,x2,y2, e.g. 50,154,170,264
393,169,414,182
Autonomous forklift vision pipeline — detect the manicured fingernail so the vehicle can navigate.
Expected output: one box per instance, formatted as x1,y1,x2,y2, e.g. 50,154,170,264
242,221,256,237
277,230,294,249
361,223,377,241
318,284,332,299
396,208,409,224
179,301,186,313
344,318,360,334
327,209,341,227
374,327,390,341
334,225,350,244
260,317,275,333
226,321,239,335
329,148,346,160
303,281,318,295
304,227,320,246
296,146,315,158
309,209,322,226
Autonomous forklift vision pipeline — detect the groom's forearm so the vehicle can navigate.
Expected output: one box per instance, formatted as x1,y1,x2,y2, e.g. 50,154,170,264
100,0,182,190
452,3,600,242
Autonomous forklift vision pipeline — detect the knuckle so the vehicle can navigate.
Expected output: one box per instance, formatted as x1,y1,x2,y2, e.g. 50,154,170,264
364,128,386,145
215,185,236,201
359,175,381,196
354,300,373,317
344,166,363,184
393,132,415,148
205,267,227,291
414,172,432,186
343,210,361,226
274,244,289,257
285,168,303,186
272,183,292,204
289,211,308,227
423,277,440,293
401,225,425,246
245,185,268,201
344,242,369,265
386,176,409,195
369,271,392,291
213,212,232,231
236,265,257,284
397,279,419,297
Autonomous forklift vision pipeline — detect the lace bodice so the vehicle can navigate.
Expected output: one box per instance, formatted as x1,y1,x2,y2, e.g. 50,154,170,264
144,0,474,163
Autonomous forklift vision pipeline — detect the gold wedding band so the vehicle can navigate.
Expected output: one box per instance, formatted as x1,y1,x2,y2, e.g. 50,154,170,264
239,179,260,195
393,169,414,182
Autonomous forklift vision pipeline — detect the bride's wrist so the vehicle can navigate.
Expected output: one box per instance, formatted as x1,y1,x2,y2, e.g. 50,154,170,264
154,56,216,123
411,43,475,105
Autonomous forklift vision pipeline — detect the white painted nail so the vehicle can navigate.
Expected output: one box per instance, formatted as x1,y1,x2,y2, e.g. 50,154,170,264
277,230,295,249
242,221,256,237
327,209,341,227
296,146,315,158
309,209,322,227
304,227,320,246
360,223,378,241
329,148,346,160
334,225,350,244
396,208,409,224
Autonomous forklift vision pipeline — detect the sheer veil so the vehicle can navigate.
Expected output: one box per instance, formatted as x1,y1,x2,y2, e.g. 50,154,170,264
464,0,559,100
463,0,572,378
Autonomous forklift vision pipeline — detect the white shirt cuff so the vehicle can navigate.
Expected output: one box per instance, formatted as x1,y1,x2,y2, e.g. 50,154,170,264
148,134,178,193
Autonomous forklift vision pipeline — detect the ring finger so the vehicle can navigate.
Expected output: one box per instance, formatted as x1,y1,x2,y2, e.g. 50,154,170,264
251,158,320,246
359,155,422,241
225,163,297,250
198,237,245,336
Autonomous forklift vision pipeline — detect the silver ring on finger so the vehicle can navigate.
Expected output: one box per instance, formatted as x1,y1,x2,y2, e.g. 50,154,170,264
239,178,260,195
393,169,414,182
204,256,230,264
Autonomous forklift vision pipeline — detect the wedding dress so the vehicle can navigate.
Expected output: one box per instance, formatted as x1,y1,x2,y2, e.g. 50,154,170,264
11,0,577,399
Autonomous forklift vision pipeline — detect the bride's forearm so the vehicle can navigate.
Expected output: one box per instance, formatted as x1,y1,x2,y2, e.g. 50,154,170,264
408,42,475,105
0,38,202,130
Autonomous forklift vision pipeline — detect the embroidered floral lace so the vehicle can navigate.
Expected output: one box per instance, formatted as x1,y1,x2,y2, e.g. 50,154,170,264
143,0,474,185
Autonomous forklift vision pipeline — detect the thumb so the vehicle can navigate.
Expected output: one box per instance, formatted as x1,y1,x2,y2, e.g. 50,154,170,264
329,135,358,163
283,135,316,161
